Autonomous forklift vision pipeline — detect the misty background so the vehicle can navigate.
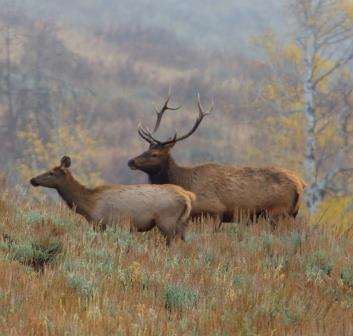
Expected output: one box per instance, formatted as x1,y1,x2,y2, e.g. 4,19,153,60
1,0,352,212
19,0,287,51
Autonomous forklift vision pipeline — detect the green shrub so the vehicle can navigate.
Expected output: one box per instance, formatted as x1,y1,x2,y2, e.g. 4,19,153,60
107,228,134,249
305,251,333,280
287,232,303,253
240,318,257,336
1,238,62,272
117,267,133,288
185,233,198,242
232,273,254,288
165,283,199,310
67,274,94,298
17,209,74,227
21,210,45,223
230,225,247,241
204,250,215,266
341,262,353,288
241,235,261,253
85,248,114,274
263,255,289,271
262,233,273,253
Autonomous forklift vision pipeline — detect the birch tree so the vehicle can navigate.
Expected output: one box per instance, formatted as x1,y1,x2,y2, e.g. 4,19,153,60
293,0,353,211
256,0,353,213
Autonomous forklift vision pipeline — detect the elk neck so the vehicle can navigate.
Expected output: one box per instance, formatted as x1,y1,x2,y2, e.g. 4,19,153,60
148,155,191,188
56,173,95,221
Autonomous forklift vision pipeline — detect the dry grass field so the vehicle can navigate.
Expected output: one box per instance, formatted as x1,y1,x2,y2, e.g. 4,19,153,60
0,184,353,336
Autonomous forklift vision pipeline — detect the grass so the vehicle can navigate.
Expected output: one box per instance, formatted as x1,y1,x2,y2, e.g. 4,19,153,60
165,283,199,311
0,187,353,335
1,237,62,272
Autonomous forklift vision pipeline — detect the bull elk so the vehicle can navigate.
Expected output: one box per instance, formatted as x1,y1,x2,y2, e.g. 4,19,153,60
128,92,306,226
30,156,195,245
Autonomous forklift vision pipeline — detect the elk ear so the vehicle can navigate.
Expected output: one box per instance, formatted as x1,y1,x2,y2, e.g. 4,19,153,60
60,156,71,168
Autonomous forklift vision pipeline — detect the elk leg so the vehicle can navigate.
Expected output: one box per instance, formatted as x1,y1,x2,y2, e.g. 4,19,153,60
165,234,172,247
162,229,174,247
93,220,106,231
155,218,177,246
212,214,223,232
267,208,290,229
176,223,186,241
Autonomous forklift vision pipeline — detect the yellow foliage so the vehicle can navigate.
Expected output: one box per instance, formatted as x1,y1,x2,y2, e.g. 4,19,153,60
343,0,353,21
17,116,102,199
316,122,339,148
313,55,336,92
255,30,352,180
258,112,304,172
285,42,302,65
311,196,353,234
251,29,279,61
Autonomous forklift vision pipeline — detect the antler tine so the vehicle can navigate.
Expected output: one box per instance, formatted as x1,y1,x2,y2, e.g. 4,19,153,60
137,123,155,144
137,93,211,147
152,87,182,133
166,129,178,143
197,92,214,118
138,123,164,145
161,94,212,144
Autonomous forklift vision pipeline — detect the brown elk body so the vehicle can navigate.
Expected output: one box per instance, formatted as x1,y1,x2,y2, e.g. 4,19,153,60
30,156,195,245
128,93,306,225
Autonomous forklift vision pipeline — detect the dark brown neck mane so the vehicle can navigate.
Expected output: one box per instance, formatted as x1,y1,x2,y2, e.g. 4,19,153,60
148,159,170,184
148,156,191,188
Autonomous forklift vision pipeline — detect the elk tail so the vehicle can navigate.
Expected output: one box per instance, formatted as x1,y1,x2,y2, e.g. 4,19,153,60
300,178,307,189
292,186,304,218
178,191,196,225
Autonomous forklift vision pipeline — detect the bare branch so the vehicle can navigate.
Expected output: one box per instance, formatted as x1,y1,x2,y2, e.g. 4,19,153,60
313,51,353,88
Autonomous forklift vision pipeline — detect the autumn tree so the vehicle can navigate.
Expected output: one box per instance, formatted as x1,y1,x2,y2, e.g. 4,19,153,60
0,9,96,180
17,114,102,199
0,4,27,164
257,0,353,213
20,20,95,141
295,0,353,212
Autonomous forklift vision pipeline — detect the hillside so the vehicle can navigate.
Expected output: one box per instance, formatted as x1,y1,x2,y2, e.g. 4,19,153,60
0,185,353,335
0,4,270,185
12,0,287,51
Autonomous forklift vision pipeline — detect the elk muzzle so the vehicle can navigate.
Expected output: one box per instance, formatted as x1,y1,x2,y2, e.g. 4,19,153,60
30,178,40,187
128,159,137,170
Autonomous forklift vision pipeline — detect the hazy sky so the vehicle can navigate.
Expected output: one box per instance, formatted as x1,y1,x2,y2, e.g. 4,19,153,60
14,0,287,51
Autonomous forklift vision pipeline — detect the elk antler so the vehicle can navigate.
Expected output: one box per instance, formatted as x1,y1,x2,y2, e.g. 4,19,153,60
152,87,182,132
137,123,155,144
138,93,214,146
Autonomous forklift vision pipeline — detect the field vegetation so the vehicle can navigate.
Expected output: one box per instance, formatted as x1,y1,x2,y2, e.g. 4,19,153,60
1,1,353,334
0,185,353,335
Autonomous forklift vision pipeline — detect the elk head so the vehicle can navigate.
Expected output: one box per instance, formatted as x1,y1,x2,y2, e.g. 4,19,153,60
128,91,213,175
30,156,72,188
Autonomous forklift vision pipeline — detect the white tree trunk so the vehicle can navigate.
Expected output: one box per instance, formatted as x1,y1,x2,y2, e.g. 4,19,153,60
293,0,353,212
303,32,323,212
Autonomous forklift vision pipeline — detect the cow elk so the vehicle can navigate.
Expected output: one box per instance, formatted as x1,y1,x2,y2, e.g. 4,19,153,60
128,92,306,227
30,156,196,245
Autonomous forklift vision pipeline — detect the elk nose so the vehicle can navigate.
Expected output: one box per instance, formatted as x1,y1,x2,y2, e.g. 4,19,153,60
30,178,39,186
128,159,136,170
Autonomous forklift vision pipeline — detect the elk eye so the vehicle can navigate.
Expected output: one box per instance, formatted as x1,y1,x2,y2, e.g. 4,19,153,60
49,171,54,176
151,153,158,158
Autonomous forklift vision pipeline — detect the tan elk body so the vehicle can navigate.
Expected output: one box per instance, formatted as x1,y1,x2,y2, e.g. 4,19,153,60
30,156,195,245
128,92,306,224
